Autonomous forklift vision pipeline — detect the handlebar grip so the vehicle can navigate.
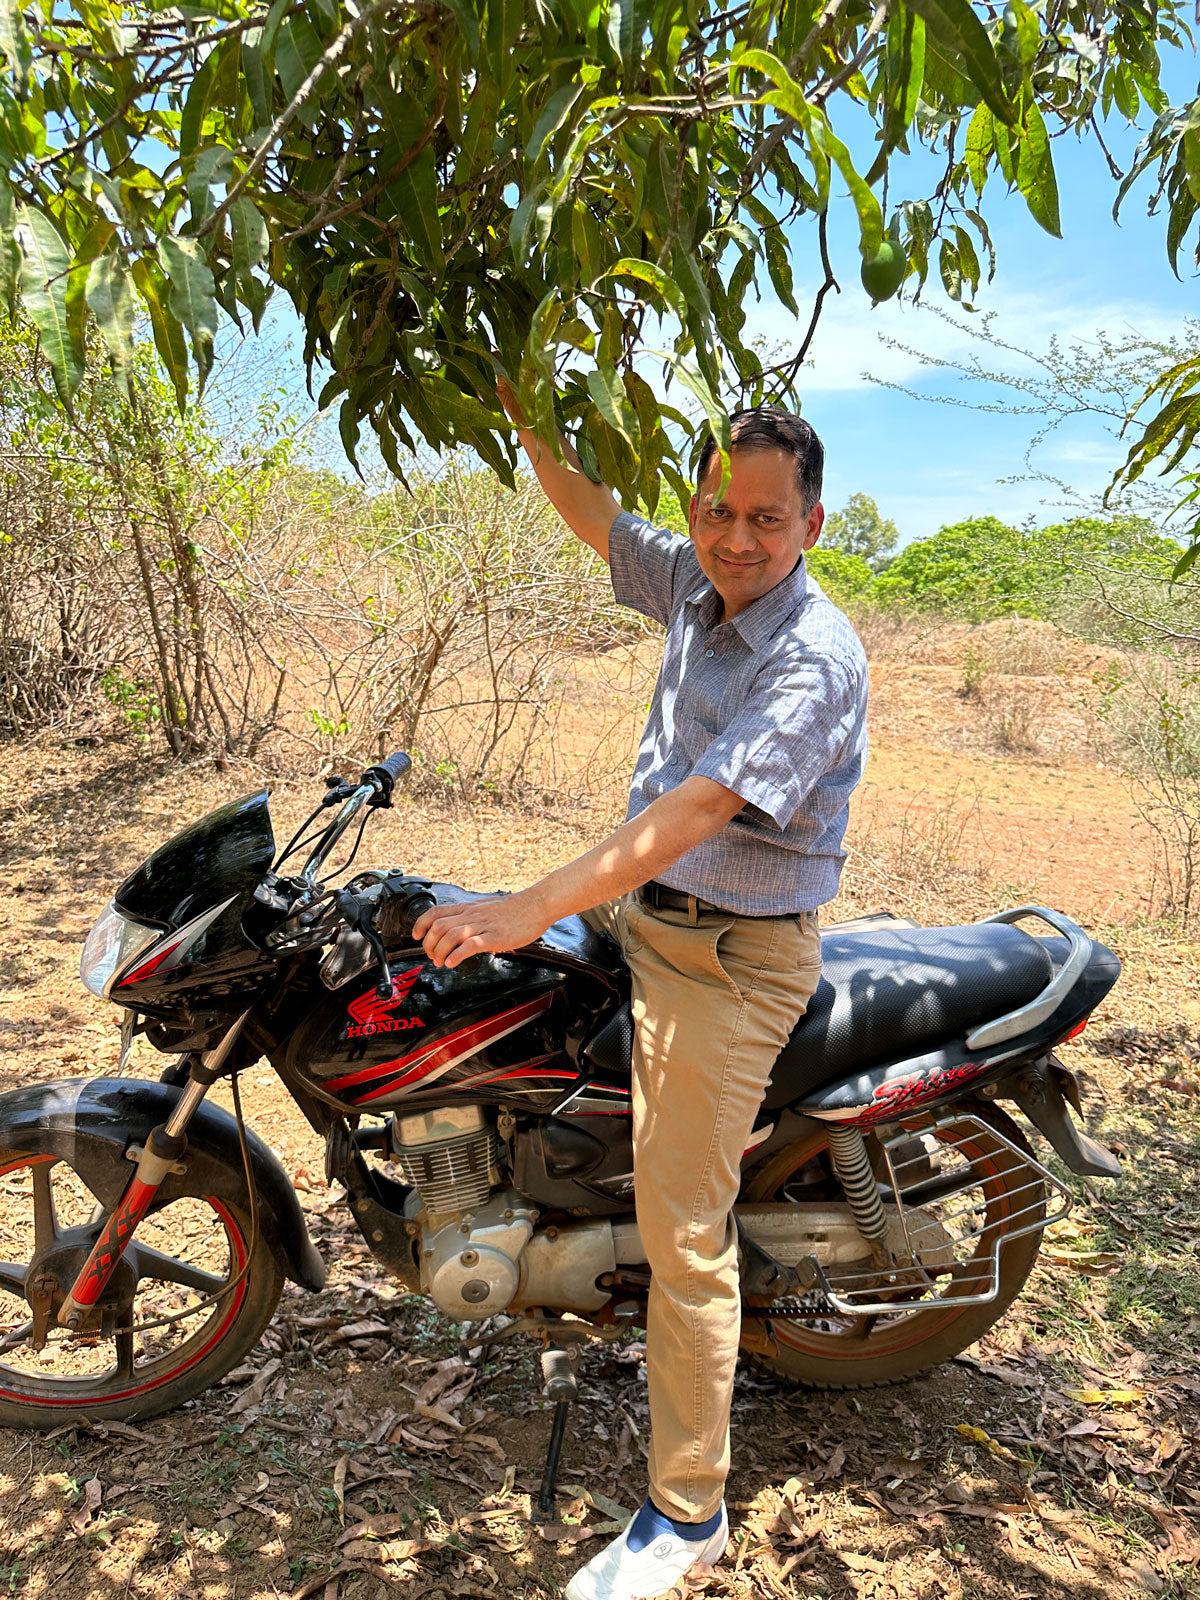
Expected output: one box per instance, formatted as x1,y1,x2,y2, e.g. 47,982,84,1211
362,751,412,801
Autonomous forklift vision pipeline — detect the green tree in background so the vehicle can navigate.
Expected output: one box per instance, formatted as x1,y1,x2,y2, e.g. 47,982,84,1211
823,492,899,570
0,0,1194,514
806,545,877,606
873,512,1187,627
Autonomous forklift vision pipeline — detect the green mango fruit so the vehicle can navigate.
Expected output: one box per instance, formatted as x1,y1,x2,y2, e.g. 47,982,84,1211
860,240,907,302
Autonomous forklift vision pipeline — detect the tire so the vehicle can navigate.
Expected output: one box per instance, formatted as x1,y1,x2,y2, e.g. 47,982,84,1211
740,1105,1045,1389
0,1149,283,1428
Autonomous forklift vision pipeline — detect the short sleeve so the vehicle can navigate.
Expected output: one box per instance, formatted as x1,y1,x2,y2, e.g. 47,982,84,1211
608,512,688,626
691,652,865,829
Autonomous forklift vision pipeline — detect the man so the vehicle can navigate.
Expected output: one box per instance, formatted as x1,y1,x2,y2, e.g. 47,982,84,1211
412,399,868,1600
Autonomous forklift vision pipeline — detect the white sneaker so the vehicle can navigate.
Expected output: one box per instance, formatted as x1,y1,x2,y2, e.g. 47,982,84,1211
563,1503,729,1600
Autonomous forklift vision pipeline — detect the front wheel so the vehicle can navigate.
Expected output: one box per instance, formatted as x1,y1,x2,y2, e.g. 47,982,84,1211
741,1106,1048,1389
0,1148,282,1427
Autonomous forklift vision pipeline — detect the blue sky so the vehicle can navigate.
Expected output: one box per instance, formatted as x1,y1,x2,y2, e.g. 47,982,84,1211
764,52,1200,545
244,48,1200,550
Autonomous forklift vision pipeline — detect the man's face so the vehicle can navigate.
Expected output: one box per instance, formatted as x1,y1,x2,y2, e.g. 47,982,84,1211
689,444,824,619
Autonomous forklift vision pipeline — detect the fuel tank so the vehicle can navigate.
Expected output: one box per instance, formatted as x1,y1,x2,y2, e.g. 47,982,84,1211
284,948,584,1114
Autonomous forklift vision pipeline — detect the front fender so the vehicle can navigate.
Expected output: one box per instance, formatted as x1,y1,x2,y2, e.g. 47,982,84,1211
0,1077,326,1292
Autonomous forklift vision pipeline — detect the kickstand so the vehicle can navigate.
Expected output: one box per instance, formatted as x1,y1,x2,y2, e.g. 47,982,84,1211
532,1344,579,1524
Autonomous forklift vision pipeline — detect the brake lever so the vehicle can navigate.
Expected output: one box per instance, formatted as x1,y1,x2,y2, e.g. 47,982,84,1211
334,889,394,997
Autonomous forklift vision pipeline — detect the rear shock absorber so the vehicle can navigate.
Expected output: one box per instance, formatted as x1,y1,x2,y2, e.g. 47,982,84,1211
825,1125,889,1246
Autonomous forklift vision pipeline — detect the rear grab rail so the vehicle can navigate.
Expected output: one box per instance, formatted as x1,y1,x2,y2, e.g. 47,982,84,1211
964,905,1093,1050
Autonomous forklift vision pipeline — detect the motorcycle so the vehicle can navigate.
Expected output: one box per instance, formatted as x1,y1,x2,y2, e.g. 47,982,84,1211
0,753,1123,1510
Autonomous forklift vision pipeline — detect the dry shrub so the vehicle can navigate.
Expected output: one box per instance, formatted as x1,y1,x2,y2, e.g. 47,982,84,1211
848,604,935,662
978,676,1056,754
835,783,997,924
231,459,648,799
1094,656,1200,926
952,624,1064,755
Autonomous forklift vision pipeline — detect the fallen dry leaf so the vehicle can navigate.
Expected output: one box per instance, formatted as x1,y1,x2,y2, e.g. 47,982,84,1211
954,1423,1017,1461
69,1477,102,1534
229,1358,283,1414
339,1537,432,1563
1063,1386,1144,1406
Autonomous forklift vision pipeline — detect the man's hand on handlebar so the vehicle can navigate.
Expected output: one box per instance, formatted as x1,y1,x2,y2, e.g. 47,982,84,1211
412,891,553,970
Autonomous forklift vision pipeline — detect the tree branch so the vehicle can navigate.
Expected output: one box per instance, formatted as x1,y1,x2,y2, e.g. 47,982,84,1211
198,0,411,243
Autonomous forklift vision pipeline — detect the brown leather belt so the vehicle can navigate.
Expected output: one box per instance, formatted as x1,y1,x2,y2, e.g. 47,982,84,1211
637,880,791,918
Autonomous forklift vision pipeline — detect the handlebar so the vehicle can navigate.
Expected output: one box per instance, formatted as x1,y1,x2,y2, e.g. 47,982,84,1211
362,751,412,802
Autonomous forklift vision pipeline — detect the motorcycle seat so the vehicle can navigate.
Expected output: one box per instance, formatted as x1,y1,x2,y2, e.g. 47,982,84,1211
573,920,1055,1096
763,922,1054,1107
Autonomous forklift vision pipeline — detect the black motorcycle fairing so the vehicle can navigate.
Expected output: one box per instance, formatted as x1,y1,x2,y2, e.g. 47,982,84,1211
106,792,278,1011
0,1077,326,1292
116,791,275,931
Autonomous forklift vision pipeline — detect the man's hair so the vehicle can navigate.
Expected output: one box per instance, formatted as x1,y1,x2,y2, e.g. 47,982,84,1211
695,406,824,509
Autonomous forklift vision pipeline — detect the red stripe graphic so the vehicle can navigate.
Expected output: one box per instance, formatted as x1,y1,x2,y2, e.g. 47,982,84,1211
326,993,554,1103
117,939,183,988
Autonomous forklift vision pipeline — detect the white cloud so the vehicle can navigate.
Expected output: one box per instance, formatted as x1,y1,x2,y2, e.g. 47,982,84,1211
742,283,1186,397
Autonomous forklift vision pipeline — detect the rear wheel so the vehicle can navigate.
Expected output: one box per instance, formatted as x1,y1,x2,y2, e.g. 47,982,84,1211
0,1149,282,1427
741,1106,1046,1389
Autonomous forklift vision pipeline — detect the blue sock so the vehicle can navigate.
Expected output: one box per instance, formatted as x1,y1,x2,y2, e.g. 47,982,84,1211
625,1497,724,1554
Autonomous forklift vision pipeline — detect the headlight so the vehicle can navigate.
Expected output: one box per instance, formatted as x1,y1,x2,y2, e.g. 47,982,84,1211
80,902,161,997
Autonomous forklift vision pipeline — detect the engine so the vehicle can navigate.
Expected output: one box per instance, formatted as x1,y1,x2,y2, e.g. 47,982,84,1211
388,1106,615,1320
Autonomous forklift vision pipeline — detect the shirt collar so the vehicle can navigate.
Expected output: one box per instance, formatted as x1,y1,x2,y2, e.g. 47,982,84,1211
683,553,809,650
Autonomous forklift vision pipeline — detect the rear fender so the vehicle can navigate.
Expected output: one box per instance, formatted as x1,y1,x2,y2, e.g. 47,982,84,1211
996,1056,1122,1180
0,1077,326,1291
791,1040,1017,1128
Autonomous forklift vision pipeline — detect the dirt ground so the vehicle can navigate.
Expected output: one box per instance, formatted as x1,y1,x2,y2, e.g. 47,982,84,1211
1,618,1198,1600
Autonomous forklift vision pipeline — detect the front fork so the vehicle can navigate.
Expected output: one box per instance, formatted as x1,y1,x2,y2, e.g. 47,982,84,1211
56,1010,252,1329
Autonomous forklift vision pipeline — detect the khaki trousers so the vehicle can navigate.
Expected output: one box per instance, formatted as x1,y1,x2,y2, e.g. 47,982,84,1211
581,893,822,1522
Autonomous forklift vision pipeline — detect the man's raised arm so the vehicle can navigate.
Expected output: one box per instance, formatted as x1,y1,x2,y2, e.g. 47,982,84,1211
498,379,621,563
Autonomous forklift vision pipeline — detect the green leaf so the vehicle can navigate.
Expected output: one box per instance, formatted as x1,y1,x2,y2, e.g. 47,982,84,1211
0,0,32,88
275,15,325,104
608,0,653,79
0,178,20,313
605,257,687,320
964,102,994,197
668,355,730,483
939,236,965,302
1017,98,1061,237
15,206,83,402
186,144,233,234
132,255,190,409
953,222,980,291
86,252,135,395
905,0,1016,125
159,234,219,389
764,224,797,315
230,196,270,276
374,91,444,267
526,83,585,162
1172,539,1200,580
441,0,481,60
180,45,220,158
241,2,289,130
510,183,546,264
812,114,883,256
1184,126,1200,205
587,364,637,448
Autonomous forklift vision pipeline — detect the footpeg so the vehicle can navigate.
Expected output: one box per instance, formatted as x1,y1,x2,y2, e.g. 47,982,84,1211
737,1217,817,1303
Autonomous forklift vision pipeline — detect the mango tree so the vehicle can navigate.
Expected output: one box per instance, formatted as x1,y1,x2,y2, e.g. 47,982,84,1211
0,0,1193,519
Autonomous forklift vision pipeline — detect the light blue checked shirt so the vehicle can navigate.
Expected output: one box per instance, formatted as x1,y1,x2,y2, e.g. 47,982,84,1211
610,511,868,915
